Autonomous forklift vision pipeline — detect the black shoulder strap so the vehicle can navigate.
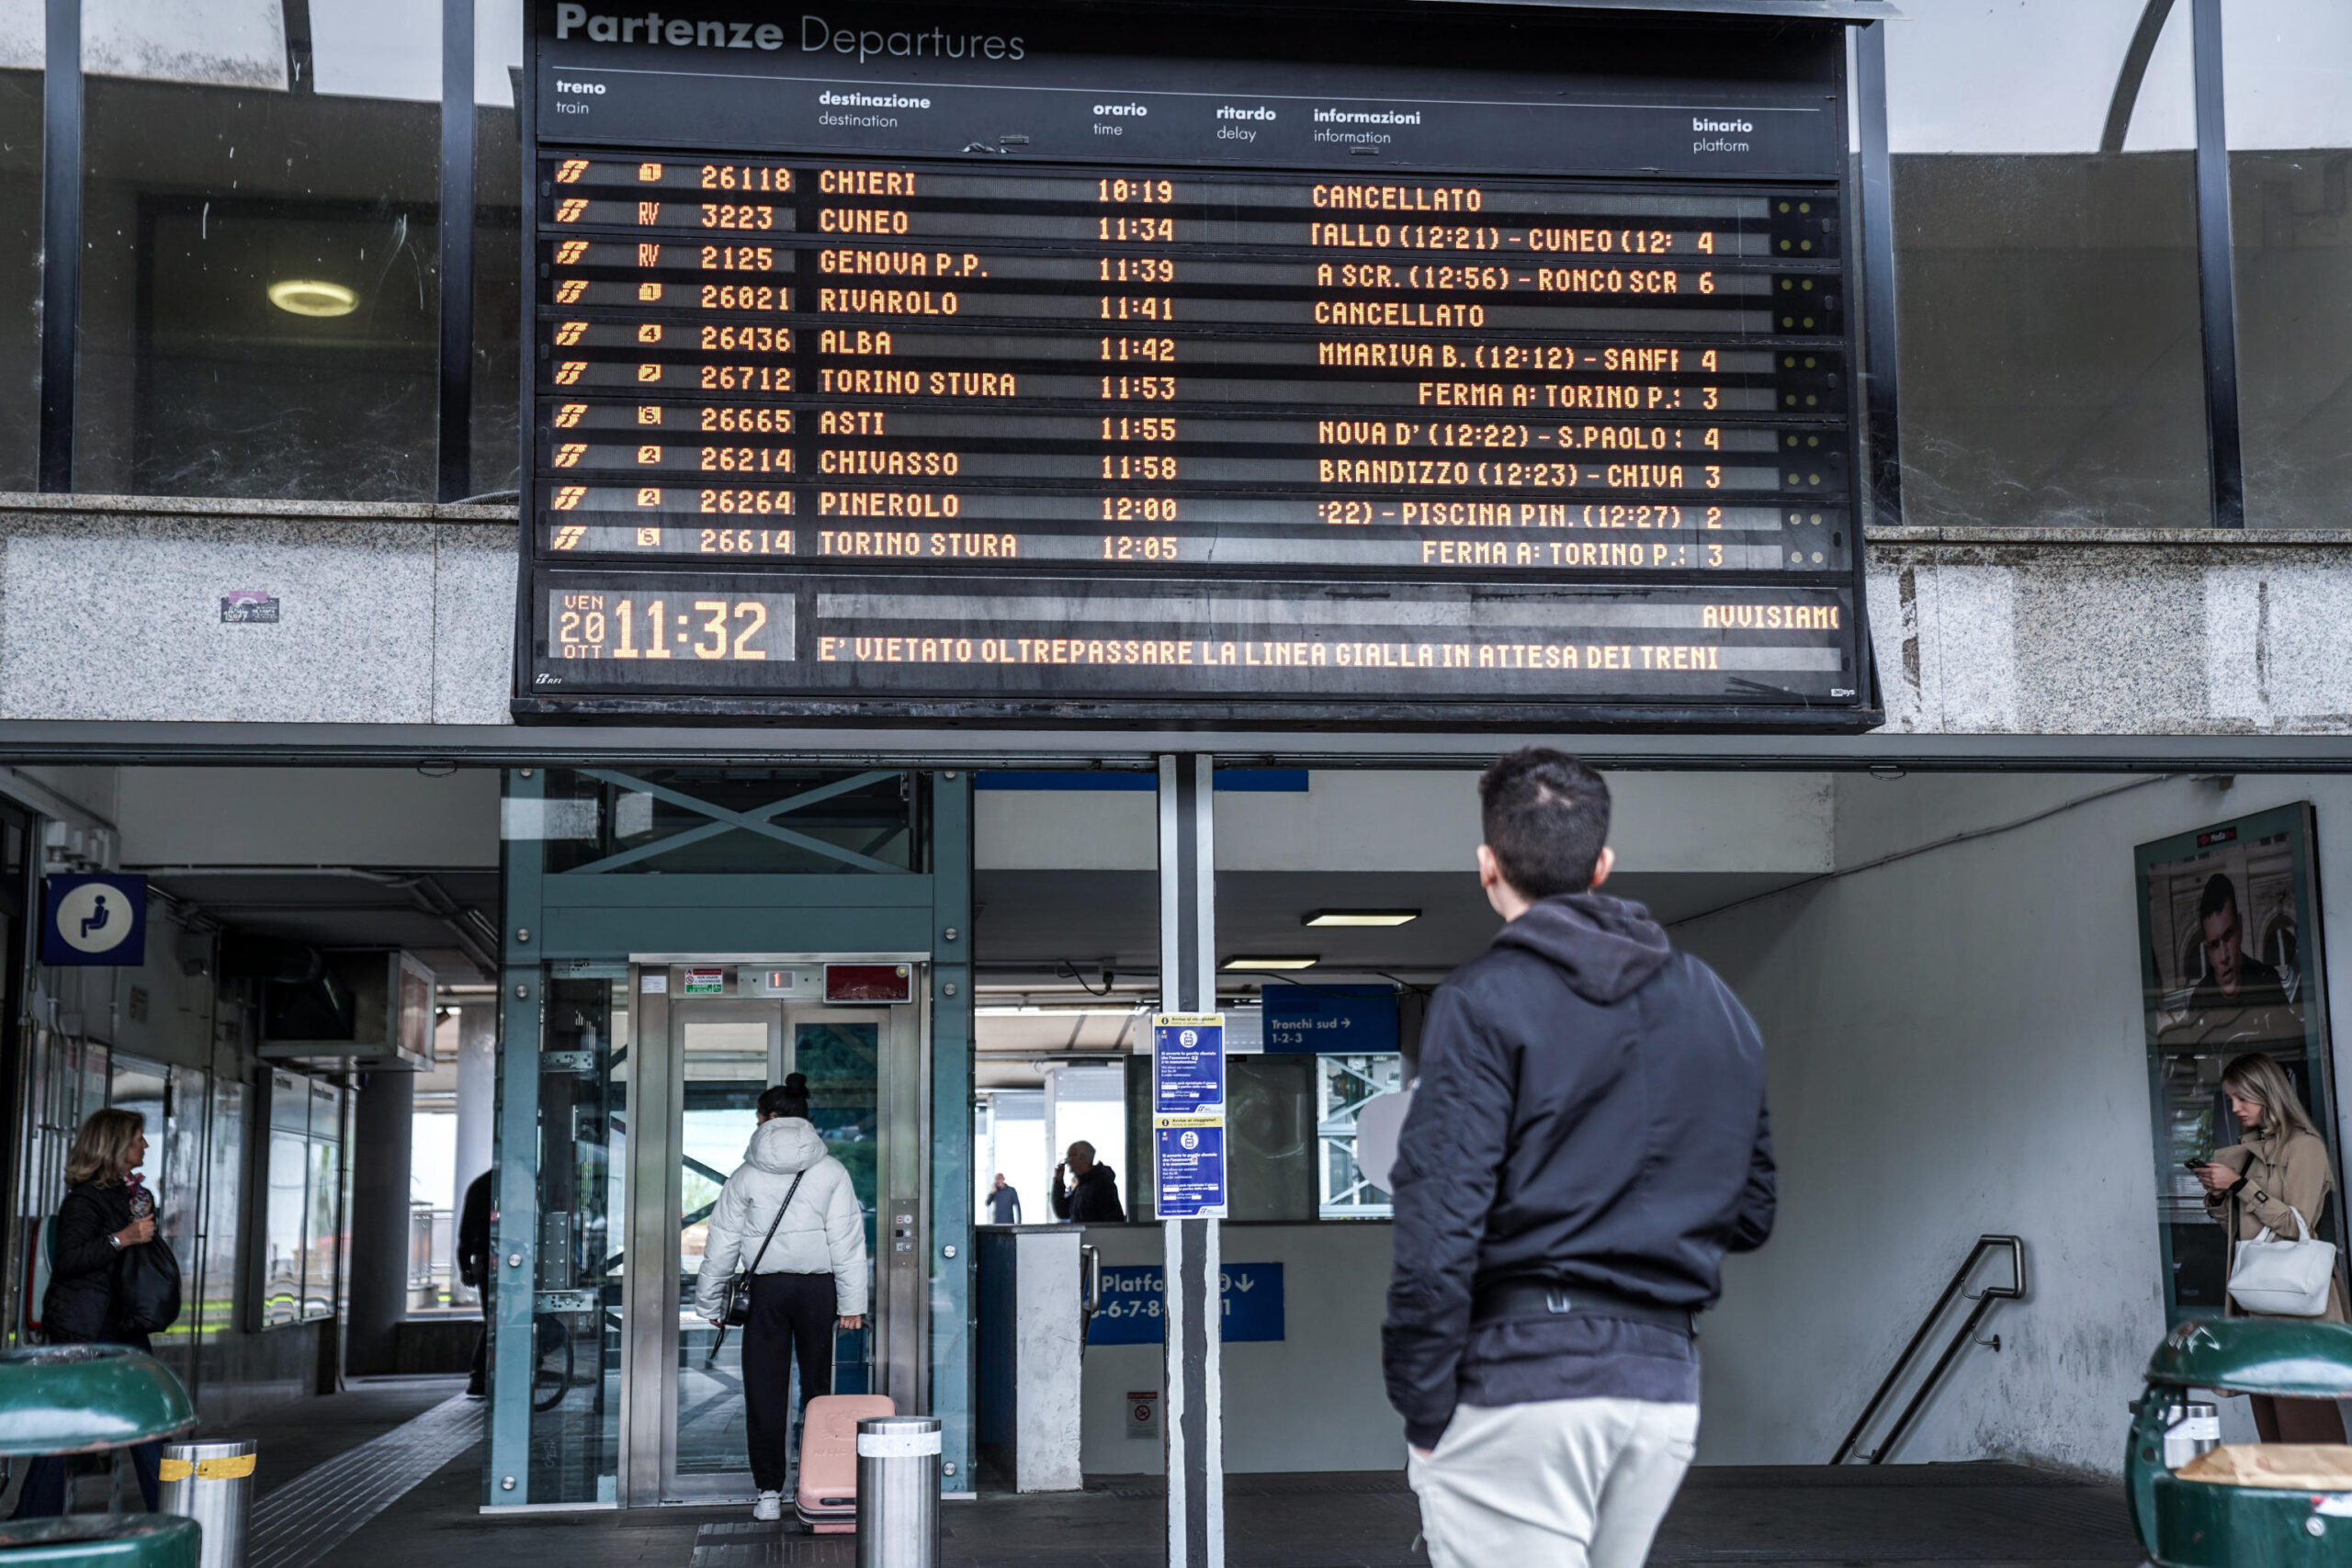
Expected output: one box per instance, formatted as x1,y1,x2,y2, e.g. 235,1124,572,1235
745,1170,807,1275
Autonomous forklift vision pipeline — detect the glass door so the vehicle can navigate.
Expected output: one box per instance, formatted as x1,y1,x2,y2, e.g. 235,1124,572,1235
621,962,923,1506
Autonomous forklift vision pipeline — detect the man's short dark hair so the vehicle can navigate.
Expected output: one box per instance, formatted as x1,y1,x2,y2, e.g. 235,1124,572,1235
2199,873,2239,924
1479,749,1611,898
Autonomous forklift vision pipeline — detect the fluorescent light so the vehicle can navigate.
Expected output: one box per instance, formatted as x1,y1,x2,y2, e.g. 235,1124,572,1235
268,279,357,317
1303,909,1420,928
1223,956,1318,970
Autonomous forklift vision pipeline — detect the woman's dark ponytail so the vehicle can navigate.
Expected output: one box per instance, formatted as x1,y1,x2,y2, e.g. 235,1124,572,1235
758,1072,812,1122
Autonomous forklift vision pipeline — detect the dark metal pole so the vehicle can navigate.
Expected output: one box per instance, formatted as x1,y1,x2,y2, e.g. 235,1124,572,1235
2189,0,2245,529
38,0,81,492
1157,754,1221,1568
1854,21,1901,529
437,0,477,502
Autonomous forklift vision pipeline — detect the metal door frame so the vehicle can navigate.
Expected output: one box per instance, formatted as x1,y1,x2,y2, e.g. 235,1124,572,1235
618,953,931,1507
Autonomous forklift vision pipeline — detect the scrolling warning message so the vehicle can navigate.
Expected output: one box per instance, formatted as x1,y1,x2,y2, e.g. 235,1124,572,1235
518,0,1870,725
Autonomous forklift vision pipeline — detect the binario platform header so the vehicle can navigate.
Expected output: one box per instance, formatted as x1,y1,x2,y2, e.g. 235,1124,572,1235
532,0,1846,178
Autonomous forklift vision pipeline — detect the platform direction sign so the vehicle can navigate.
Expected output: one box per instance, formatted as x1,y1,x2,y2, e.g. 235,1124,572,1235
1153,1013,1227,1218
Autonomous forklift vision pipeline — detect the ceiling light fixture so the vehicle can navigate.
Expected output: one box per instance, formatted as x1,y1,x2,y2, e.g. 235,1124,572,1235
1222,955,1318,970
267,279,358,318
1303,909,1420,927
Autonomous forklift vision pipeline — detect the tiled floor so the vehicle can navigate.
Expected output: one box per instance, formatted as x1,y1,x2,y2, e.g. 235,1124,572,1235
331,1454,2146,1568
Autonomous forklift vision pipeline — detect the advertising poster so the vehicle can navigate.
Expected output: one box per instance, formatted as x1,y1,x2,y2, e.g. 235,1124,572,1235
2137,804,2340,1324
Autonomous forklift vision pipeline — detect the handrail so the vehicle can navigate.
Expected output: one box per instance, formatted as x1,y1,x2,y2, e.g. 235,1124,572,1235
1832,1234,2027,1465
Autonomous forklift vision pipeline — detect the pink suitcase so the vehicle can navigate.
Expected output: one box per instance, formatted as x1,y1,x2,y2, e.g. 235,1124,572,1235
796,1393,895,1532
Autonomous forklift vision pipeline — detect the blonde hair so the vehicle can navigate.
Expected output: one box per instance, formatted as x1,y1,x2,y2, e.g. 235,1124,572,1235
64,1108,144,1188
2222,1053,2322,1144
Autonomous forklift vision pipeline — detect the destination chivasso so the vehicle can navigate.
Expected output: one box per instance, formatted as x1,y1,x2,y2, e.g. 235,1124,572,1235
814,628,1831,669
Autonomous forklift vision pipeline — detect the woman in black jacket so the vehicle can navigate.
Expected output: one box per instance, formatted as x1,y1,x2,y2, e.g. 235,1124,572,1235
12,1108,166,1518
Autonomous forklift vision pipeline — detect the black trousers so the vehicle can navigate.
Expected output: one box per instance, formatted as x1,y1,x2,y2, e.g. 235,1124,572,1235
742,1271,837,1493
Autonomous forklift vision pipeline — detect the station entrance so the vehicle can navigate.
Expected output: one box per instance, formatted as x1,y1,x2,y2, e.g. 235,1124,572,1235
491,768,974,1506
619,962,925,1505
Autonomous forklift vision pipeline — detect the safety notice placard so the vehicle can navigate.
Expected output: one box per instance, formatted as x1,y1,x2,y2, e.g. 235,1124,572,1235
1152,1014,1227,1218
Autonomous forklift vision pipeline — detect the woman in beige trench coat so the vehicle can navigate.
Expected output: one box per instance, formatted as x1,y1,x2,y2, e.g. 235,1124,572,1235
2193,1051,2349,1443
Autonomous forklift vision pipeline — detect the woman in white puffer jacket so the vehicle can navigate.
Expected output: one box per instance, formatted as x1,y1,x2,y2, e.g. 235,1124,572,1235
695,1074,869,1518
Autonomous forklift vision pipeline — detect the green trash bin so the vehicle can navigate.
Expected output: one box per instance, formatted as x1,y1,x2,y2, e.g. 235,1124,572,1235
0,1345,199,1565
2129,1317,2352,1567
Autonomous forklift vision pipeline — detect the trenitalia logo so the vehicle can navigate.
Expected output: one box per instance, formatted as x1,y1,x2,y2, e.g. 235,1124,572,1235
552,6,1026,62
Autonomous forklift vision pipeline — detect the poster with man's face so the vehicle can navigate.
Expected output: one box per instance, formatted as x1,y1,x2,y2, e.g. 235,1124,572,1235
2137,803,2336,1324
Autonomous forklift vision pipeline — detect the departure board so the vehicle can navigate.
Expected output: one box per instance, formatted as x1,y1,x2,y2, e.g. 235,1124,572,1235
518,0,1874,727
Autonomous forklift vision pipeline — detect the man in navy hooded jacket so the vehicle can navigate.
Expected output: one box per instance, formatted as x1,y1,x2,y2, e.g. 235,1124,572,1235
1385,749,1775,1568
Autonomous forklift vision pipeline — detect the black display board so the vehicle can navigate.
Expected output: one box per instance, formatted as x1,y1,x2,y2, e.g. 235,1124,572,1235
516,0,1875,727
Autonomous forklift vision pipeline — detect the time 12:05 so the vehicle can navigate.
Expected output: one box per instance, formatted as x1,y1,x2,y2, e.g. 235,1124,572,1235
554,597,775,660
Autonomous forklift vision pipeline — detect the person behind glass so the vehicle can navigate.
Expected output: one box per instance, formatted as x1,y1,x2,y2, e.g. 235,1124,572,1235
2190,1050,2348,1443
1051,1141,1125,1224
13,1109,168,1518
695,1074,868,1522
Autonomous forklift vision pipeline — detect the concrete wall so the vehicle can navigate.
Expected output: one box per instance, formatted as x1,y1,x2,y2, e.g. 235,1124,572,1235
978,770,1837,875
8,498,2352,738
0,497,511,726
1869,529,2352,733
1679,771,2352,1473
117,767,500,867
1077,1221,1404,1475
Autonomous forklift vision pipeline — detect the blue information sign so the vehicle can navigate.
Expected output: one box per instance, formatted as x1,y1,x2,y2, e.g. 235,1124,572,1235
1263,985,1399,1055
1155,1124,1226,1218
40,874,147,967
1088,1261,1285,1345
1152,1017,1226,1113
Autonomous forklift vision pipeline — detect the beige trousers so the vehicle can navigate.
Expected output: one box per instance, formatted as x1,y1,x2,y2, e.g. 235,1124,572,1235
1408,1398,1700,1568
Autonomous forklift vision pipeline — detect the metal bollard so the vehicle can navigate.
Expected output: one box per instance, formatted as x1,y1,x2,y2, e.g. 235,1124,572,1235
159,1438,255,1568
854,1415,939,1568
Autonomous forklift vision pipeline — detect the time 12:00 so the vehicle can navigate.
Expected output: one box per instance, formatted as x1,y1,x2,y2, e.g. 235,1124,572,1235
555,597,774,660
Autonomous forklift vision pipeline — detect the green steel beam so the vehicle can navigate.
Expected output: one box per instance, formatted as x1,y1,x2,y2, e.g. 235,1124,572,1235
488,768,544,1506
928,771,976,1493
577,769,903,874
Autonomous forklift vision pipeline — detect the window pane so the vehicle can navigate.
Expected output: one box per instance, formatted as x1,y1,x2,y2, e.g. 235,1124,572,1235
1886,5,2210,527
473,0,526,499
76,0,441,500
265,1128,307,1326
305,1133,339,1320
203,1078,245,1363
2224,4,2352,529
0,66,39,490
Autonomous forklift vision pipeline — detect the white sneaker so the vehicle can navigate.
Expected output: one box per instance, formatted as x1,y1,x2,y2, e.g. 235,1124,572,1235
752,1491,782,1522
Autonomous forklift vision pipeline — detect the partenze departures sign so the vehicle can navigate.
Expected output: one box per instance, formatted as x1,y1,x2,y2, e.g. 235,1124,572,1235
514,0,1871,728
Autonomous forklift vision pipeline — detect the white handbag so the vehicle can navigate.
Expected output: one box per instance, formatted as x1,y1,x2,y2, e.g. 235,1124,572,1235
2227,1203,2338,1318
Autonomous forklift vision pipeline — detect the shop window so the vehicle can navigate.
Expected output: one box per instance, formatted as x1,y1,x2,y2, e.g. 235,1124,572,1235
1886,5,2209,526
262,1069,344,1326
74,1,442,500
2224,4,2352,529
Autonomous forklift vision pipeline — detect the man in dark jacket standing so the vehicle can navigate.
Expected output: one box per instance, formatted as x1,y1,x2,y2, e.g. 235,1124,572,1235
1385,750,1774,1568
1049,1142,1125,1224
458,1169,493,1397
